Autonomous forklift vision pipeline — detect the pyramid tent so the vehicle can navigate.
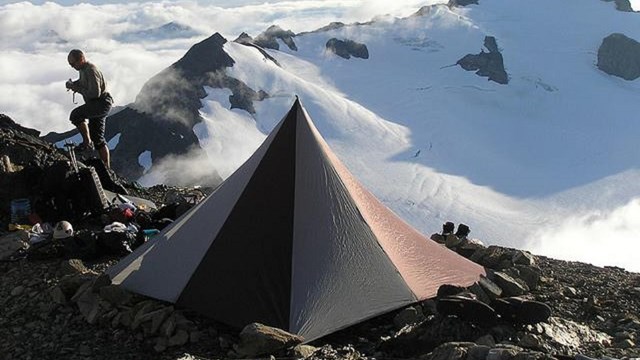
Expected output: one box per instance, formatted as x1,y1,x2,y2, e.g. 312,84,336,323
107,98,485,341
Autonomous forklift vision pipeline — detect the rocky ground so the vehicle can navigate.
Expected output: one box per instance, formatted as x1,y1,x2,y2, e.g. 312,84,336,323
1,238,639,360
1,114,639,360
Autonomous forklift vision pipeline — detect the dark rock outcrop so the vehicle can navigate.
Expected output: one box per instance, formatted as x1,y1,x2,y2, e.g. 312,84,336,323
0,115,69,223
325,38,369,59
602,0,635,12
457,36,508,84
254,25,298,51
234,32,281,66
597,33,640,80
448,0,479,7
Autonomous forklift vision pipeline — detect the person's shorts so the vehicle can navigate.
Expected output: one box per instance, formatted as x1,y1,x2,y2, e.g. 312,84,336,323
69,93,113,148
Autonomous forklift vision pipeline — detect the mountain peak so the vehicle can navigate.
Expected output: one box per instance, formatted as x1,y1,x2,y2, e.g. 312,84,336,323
173,33,235,77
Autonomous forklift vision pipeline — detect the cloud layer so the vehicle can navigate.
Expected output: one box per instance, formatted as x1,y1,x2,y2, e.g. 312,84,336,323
527,198,640,271
0,0,441,132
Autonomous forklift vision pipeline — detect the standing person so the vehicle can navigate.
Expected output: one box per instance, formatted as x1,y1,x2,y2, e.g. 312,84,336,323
65,49,113,169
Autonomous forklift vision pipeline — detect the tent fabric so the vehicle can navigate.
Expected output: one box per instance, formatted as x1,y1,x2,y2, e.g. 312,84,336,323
107,98,485,341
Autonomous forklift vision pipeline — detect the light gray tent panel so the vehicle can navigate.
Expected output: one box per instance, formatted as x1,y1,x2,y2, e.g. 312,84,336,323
108,119,287,301
289,108,416,341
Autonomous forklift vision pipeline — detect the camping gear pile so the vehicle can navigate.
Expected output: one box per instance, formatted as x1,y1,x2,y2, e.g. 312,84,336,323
0,119,207,262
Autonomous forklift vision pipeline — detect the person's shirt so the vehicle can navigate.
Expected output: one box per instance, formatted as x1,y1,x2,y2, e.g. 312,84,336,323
72,62,107,103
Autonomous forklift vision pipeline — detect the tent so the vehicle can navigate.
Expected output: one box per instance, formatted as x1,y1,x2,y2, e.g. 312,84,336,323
107,98,485,341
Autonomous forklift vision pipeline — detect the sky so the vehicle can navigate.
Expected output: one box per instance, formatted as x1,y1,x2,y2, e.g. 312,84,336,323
1,0,640,272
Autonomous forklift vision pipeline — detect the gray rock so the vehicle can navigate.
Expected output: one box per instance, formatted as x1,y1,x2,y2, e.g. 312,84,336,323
58,259,92,277
11,285,25,297
615,338,635,348
0,230,29,260
540,317,612,349
512,250,536,266
326,38,369,59
518,333,544,349
457,36,508,84
513,265,541,290
563,287,579,298
189,330,201,343
154,336,168,353
456,239,485,258
475,334,496,346
59,274,95,298
491,272,528,296
394,306,425,328
99,285,132,306
160,314,177,338
425,342,475,360
448,0,479,7
134,307,171,335
513,351,555,360
486,347,520,360
469,282,492,304
602,0,635,12
291,344,317,359
445,234,463,248
472,246,512,269
49,286,67,304
75,288,101,324
479,276,503,299
235,323,304,357
254,25,297,51
597,33,640,80
168,329,189,347
467,345,491,360
91,273,112,292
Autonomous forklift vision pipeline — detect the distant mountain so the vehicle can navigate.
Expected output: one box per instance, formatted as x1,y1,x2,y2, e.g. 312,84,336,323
41,29,68,44
117,22,202,42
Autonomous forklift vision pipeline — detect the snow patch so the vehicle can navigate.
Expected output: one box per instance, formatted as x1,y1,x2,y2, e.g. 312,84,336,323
138,150,152,173
107,133,121,150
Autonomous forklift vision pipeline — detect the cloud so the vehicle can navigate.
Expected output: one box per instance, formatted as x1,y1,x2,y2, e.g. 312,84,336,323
0,0,438,133
525,198,640,272
136,145,222,187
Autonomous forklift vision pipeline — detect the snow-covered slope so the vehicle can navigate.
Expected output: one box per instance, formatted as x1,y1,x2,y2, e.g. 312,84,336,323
190,0,640,270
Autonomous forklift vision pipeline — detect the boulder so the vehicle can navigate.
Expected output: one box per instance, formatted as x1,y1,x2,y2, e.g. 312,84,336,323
326,38,369,59
602,0,635,12
448,0,479,7
168,329,189,347
513,265,541,290
0,230,29,260
254,25,298,51
99,284,132,306
425,342,476,360
478,276,503,299
597,33,640,80
393,306,426,328
58,259,93,277
235,323,304,357
491,271,528,296
457,36,508,84
486,347,520,360
512,250,536,266
291,344,318,359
